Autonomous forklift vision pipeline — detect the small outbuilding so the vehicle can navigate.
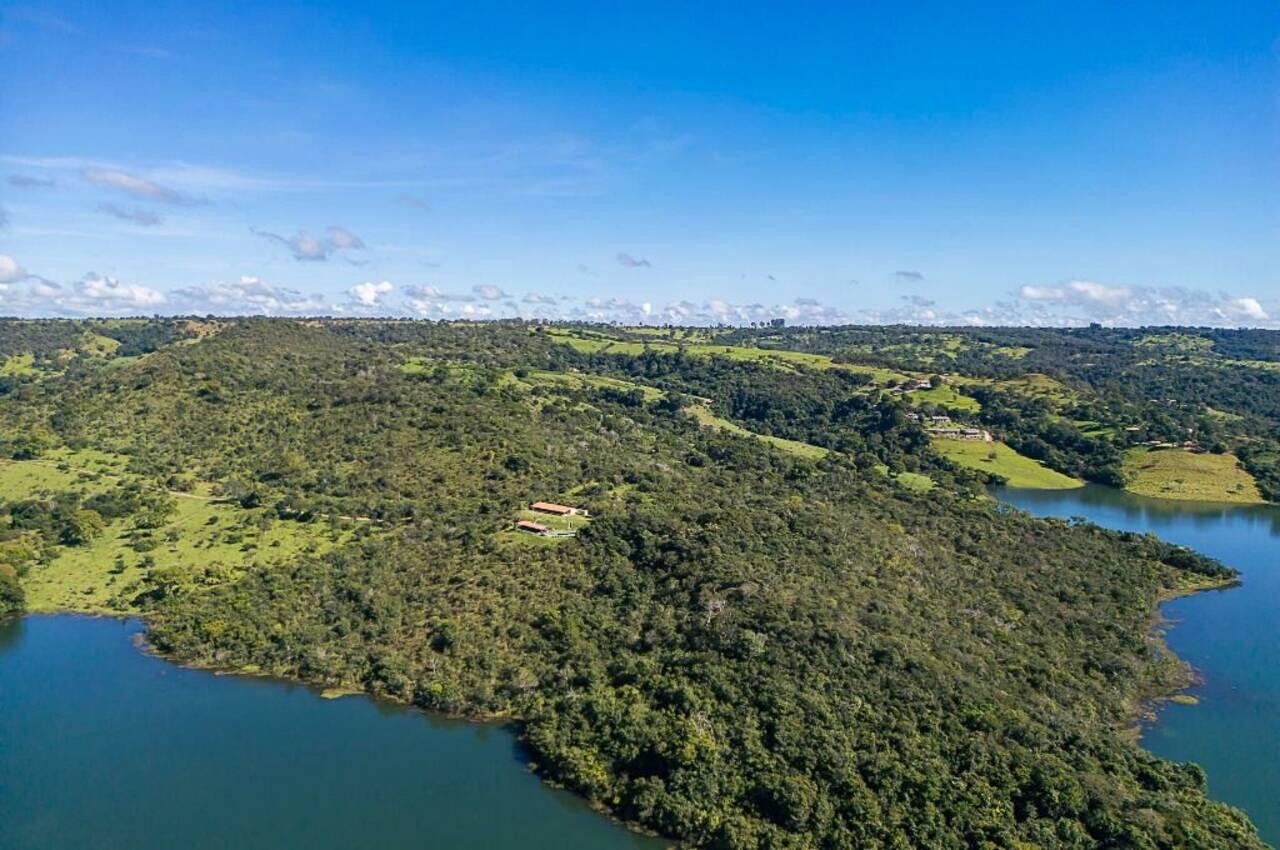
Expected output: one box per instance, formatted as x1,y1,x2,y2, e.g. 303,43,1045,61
530,501,588,517
516,520,550,535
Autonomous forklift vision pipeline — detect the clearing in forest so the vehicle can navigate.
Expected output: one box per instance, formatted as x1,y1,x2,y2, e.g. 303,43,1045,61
933,438,1082,490
1122,448,1264,504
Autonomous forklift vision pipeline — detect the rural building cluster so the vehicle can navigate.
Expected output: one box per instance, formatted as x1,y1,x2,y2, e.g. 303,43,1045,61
515,502,590,537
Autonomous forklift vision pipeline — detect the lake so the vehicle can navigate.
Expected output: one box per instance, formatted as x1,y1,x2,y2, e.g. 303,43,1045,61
0,614,665,850
4,488,1276,849
999,484,1280,846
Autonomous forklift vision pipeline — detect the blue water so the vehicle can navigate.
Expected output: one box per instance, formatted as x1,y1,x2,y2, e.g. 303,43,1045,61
0,615,665,850
1000,485,1280,845
4,489,1275,848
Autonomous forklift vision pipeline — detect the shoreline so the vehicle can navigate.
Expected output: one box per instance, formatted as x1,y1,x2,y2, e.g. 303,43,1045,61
12,609,673,847
1125,574,1242,740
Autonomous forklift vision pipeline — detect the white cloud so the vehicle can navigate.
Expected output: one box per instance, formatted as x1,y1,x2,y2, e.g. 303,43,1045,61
1220,297,1269,322
76,273,167,308
1064,280,1132,308
349,280,393,306
253,226,367,261
170,276,330,315
1018,285,1065,301
473,284,507,301
1011,279,1276,327
82,167,198,205
4,272,166,315
325,225,366,251
0,255,29,284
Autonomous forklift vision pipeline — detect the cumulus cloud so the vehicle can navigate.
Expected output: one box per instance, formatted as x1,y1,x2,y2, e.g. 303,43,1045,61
75,273,167,309
349,280,393,307
523,292,558,305
170,276,330,315
7,174,56,189
95,203,162,226
1017,285,1064,301
616,252,652,268
3,272,167,315
1219,297,1268,322
893,270,925,283
1002,279,1274,327
253,225,368,261
0,255,28,284
82,167,198,205
557,295,846,326
472,284,508,301
403,285,494,318
325,225,366,251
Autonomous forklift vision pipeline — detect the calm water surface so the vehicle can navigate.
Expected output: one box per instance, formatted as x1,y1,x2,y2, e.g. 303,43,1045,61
999,485,1280,846
0,614,665,850
4,488,1275,848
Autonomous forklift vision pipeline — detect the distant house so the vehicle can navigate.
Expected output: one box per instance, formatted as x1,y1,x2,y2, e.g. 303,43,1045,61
516,520,550,535
531,501,589,517
929,415,952,423
928,427,992,442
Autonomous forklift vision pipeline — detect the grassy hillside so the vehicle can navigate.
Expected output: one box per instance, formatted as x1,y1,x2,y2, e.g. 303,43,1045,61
0,319,1266,850
934,438,1084,489
1123,448,1265,504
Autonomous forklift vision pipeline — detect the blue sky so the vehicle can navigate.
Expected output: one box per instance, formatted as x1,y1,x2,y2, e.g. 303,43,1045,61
1,0,1277,325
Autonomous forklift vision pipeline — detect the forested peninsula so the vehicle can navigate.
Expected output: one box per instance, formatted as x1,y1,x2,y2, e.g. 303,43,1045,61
1,318,1271,849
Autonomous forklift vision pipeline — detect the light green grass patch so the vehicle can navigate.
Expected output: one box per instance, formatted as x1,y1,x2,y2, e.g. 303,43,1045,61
686,405,829,460
933,438,1082,489
543,329,916,384
81,333,122,357
908,385,981,412
0,353,39,376
1134,333,1215,353
0,457,119,497
1122,448,1264,504
894,471,935,492
22,496,354,613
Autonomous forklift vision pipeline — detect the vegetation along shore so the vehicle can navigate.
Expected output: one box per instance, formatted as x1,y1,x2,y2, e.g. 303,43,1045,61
1,318,1273,848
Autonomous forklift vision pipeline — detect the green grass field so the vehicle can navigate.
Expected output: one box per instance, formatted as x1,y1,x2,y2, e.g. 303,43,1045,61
933,438,1082,489
1122,448,1264,504
908,385,982,412
20,495,353,613
685,404,830,460
0,353,39,376
2,452,355,614
543,328,916,384
893,471,935,492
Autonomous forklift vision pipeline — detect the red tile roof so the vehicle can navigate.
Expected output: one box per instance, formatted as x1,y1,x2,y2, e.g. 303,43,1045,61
530,501,575,515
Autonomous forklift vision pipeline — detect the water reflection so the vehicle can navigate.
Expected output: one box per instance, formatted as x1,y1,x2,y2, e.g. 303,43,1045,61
998,485,1280,846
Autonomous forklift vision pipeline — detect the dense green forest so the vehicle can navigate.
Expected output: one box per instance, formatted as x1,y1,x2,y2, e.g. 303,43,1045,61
0,318,1269,849
615,323,1280,501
